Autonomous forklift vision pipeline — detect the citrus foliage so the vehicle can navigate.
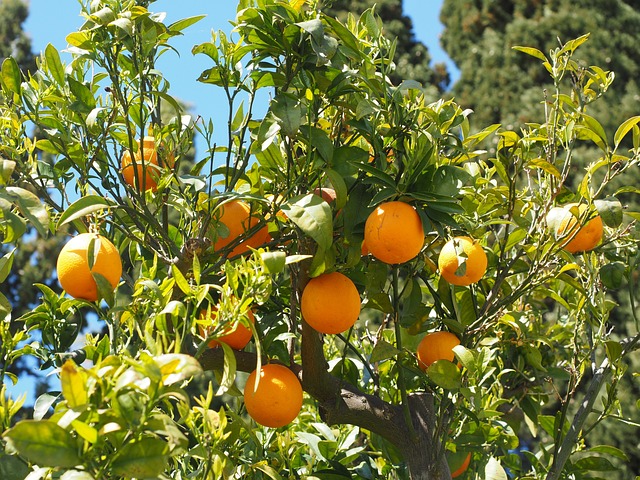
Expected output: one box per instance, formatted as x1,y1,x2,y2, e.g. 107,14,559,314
0,1,639,479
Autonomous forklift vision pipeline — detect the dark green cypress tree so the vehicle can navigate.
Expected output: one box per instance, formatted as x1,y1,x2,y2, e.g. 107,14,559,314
323,0,450,93
440,0,640,132
0,0,36,74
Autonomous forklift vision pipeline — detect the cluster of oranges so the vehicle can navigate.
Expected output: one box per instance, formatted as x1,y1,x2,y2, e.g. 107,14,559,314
54,139,604,436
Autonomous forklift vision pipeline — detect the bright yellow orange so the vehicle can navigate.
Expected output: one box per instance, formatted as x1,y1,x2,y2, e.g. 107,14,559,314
56,233,122,302
212,200,270,257
121,136,175,192
243,363,303,428
438,236,487,286
555,203,603,253
416,331,460,370
448,451,471,478
364,201,424,264
301,271,361,334
200,305,255,350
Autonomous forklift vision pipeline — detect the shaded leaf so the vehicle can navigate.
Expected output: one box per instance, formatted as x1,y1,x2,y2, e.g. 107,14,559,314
111,437,169,477
58,195,114,228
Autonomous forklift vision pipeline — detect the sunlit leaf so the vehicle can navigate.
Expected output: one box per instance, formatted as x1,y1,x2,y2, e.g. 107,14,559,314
3,421,80,468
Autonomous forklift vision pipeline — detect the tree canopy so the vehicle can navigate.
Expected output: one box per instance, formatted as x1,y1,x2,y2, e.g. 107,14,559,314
0,1,639,479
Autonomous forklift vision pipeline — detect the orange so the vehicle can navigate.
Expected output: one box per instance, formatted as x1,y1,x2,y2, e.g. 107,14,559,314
447,451,471,478
56,233,122,302
438,236,487,286
554,203,603,253
364,201,424,264
416,331,460,370
300,271,361,334
200,305,255,350
212,200,270,257
121,136,175,192
243,363,303,428
313,187,337,204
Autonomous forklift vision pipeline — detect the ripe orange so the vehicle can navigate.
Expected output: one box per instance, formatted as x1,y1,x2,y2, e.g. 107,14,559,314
554,203,603,253
364,201,424,264
56,233,122,302
447,451,471,478
438,236,487,286
121,136,175,192
243,363,303,428
416,331,460,370
212,200,270,257
313,187,337,204
300,271,361,334
200,305,255,350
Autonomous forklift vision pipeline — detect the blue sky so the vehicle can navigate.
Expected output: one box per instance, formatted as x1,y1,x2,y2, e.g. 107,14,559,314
23,0,458,144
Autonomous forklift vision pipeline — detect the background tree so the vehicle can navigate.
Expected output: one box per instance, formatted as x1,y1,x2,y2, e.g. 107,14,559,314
325,0,450,93
440,2,640,476
0,0,36,75
440,0,640,132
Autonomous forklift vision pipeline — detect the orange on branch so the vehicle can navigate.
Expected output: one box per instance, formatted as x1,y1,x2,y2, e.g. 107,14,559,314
200,305,255,350
212,199,270,257
416,331,460,370
554,203,603,253
364,201,424,264
56,233,122,302
121,136,175,192
438,236,487,286
300,271,361,334
243,363,303,428
447,451,471,478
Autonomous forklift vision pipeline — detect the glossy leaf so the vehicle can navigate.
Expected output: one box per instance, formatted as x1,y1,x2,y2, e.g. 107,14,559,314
57,195,115,228
281,193,333,250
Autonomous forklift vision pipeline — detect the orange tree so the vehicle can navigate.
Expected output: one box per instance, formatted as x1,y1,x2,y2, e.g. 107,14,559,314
0,1,639,479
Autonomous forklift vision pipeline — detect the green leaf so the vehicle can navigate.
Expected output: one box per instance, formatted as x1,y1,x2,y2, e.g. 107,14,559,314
325,168,348,210
68,77,96,111
281,193,333,250
587,445,629,461
111,437,169,478
614,115,640,148
0,158,16,185
296,19,324,43
215,342,237,396
261,251,286,274
594,196,623,228
604,340,623,364
308,126,333,163
3,187,49,237
0,248,15,283
0,292,11,321
0,453,29,480
369,339,400,363
363,291,393,314
484,457,508,480
574,456,616,471
1,57,21,95
45,43,65,86
427,360,461,390
60,360,88,409
271,94,303,138
57,195,114,228
168,14,206,33
3,420,80,468
171,264,192,295
255,464,284,480
600,262,625,290
512,46,548,62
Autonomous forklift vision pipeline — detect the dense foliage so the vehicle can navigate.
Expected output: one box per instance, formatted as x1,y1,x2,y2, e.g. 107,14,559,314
0,1,638,479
